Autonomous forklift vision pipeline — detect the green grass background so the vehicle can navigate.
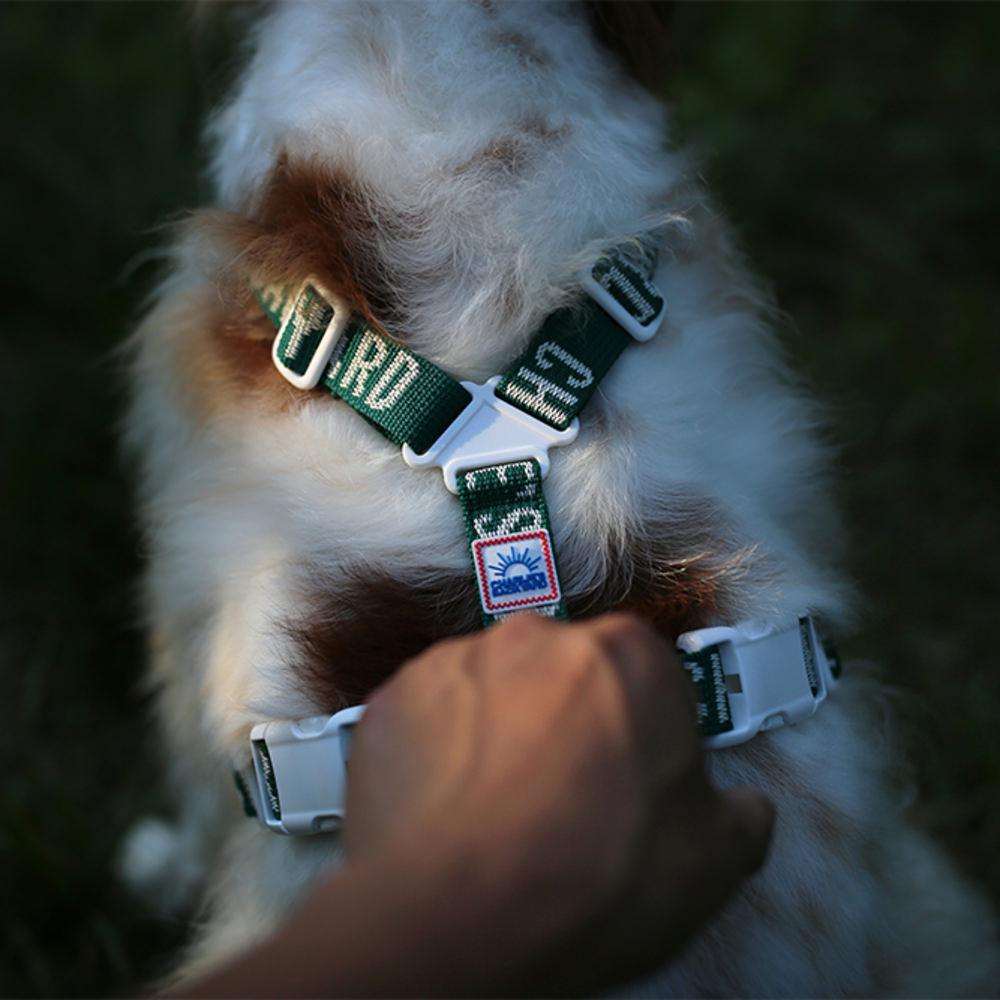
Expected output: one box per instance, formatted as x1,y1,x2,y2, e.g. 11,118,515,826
1,3,997,995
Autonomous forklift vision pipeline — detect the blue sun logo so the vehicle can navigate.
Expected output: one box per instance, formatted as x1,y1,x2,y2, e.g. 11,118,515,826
489,546,542,578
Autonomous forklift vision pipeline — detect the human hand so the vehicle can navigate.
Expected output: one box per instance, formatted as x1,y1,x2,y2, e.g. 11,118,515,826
343,612,774,994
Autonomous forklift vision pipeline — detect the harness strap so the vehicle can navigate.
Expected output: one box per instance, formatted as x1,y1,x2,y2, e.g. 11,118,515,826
262,280,473,453
680,645,735,738
322,325,473,454
231,255,847,836
457,459,566,621
496,253,662,430
256,250,664,628
495,302,630,430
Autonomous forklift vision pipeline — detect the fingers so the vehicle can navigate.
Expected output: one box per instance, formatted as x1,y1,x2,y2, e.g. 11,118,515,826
718,784,776,879
579,613,699,718
343,611,778,996
579,613,704,783
577,614,776,878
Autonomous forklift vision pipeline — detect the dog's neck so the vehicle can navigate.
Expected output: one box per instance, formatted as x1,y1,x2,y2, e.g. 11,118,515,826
205,2,682,376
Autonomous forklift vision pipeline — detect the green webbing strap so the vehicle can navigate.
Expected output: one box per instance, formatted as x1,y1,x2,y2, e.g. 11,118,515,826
254,248,662,635
247,265,846,751
678,648,734,738
590,253,665,330
258,281,472,455
256,284,293,330
495,251,664,430
456,459,567,625
321,324,472,454
495,302,632,430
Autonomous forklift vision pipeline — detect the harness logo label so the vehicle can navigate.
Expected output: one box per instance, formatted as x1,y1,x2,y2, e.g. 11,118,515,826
472,530,560,615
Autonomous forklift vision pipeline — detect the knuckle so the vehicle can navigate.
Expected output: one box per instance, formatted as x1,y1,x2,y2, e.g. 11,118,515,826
591,611,656,643
592,613,667,664
483,612,559,665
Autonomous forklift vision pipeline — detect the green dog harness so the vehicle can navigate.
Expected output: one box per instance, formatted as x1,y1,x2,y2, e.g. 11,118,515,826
259,250,662,625
235,252,840,835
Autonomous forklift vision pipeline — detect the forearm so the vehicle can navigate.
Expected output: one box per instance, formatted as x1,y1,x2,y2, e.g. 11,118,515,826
167,615,773,997
167,834,531,998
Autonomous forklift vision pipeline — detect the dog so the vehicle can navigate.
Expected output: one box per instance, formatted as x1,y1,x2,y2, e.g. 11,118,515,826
120,2,998,993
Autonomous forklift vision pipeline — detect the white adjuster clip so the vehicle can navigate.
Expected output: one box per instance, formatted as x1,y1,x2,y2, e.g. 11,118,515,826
401,376,579,494
578,258,666,342
249,705,364,835
270,277,352,389
677,617,839,750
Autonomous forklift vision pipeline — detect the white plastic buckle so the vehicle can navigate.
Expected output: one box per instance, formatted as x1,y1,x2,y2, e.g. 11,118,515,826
249,705,364,835
578,262,665,342
271,277,352,390
240,619,840,836
676,617,838,750
401,376,579,494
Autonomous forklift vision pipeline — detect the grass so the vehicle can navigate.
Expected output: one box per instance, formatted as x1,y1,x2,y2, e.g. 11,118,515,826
669,3,1000,881
1,3,997,995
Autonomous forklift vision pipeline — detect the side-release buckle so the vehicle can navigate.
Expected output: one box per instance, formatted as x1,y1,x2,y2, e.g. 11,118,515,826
578,253,665,342
248,705,364,835
267,278,353,389
401,376,579,494
237,618,842,836
677,617,839,750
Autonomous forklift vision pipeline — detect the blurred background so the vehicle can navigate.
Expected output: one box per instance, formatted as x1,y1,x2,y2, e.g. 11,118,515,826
1,3,997,995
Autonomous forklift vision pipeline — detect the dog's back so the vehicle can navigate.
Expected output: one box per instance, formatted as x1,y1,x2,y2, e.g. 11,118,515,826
123,3,998,993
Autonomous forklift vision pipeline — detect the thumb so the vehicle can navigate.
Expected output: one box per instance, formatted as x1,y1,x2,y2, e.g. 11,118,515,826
719,785,776,878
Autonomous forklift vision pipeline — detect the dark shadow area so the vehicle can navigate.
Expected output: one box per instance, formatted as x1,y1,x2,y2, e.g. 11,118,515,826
1,3,996,994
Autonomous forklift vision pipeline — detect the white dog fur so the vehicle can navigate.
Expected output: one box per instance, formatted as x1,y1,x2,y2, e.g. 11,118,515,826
122,2,998,994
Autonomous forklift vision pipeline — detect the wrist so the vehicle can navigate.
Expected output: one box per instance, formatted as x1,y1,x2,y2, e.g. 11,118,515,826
319,811,602,997
348,830,537,994
267,830,527,996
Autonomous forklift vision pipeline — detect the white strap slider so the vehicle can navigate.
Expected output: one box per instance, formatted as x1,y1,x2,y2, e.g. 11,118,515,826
578,254,665,342
270,278,352,389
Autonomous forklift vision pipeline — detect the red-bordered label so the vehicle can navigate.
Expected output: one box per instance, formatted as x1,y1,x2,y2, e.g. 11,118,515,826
472,529,560,615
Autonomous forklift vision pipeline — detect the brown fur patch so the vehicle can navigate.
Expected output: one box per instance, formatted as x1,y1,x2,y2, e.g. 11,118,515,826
590,496,751,640
612,553,725,640
286,568,482,711
171,156,420,419
470,135,529,174
287,506,739,711
168,282,310,422
191,155,404,333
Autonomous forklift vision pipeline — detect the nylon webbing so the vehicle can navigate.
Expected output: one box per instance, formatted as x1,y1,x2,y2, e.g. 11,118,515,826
257,281,472,454
679,648,734,738
322,324,471,454
495,302,632,431
253,248,662,637
256,284,292,330
456,459,567,625
591,253,664,329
